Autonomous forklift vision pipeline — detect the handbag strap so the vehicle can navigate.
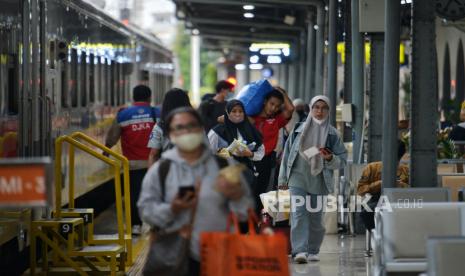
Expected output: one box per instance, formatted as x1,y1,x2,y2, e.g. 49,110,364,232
226,209,259,235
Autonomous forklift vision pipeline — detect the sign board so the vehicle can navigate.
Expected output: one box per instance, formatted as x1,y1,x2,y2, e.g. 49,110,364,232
0,158,52,207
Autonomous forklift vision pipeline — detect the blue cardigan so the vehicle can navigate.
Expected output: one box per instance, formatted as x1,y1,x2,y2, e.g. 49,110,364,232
278,123,348,194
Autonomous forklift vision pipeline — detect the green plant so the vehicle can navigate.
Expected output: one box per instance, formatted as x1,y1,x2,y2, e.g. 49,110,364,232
401,127,459,159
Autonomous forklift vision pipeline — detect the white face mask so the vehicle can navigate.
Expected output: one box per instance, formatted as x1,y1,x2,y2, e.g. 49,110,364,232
171,132,204,152
313,117,326,125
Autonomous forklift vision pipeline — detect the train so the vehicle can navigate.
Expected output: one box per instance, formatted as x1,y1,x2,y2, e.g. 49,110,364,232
0,0,173,273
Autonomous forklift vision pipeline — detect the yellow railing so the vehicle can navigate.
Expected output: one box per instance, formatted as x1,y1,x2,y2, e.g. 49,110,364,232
54,135,127,246
68,132,132,237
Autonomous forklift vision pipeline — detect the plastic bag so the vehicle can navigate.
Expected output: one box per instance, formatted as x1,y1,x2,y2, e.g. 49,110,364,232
260,190,291,222
236,79,273,116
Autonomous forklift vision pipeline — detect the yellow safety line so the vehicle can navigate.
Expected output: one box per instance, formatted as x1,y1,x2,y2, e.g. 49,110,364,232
127,234,149,272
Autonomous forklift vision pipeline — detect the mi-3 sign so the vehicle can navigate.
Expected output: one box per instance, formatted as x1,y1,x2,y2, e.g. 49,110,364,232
0,158,52,207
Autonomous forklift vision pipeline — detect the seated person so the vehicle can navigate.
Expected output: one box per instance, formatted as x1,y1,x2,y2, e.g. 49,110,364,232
357,140,409,230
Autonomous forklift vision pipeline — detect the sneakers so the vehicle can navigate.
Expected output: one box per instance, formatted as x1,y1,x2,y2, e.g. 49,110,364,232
307,254,320,262
293,252,308,264
132,225,142,235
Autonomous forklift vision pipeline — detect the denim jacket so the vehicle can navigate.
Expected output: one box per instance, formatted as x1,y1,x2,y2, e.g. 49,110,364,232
278,123,347,194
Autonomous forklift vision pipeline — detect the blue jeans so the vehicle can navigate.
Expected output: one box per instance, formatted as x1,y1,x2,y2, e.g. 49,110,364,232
289,186,326,255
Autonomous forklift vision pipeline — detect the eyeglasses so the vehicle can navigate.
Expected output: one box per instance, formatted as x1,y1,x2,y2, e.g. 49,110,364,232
170,122,202,133
312,105,329,111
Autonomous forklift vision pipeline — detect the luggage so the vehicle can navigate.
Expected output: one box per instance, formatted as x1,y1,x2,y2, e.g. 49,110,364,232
236,79,273,116
201,211,290,276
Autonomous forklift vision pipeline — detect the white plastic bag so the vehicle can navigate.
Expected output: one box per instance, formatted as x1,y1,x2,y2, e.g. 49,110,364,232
260,190,291,222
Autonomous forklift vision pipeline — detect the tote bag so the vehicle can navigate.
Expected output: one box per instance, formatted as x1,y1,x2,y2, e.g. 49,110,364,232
200,212,289,276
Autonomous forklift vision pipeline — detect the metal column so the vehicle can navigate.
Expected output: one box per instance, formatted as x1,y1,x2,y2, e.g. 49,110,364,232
315,3,325,95
368,34,384,162
283,63,290,91
328,0,337,126
351,0,364,163
191,34,201,105
289,61,297,98
20,0,31,156
343,0,352,142
381,0,401,190
245,51,251,85
31,0,40,156
305,15,316,102
299,31,307,100
410,0,438,187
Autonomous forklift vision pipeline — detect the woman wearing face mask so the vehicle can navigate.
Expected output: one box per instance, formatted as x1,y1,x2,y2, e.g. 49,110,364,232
138,107,253,276
278,95,347,264
208,100,264,171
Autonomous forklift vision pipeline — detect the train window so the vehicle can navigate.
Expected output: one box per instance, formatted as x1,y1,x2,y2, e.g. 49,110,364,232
104,58,109,105
70,49,78,107
7,55,19,115
89,54,95,103
61,68,67,108
116,62,121,106
110,60,116,106
80,51,87,107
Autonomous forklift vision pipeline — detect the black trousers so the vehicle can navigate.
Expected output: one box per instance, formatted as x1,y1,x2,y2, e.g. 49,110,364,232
253,152,276,214
122,168,147,227
359,195,379,231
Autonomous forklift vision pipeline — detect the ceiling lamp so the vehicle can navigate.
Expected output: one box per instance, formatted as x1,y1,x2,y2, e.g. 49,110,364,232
244,13,254,18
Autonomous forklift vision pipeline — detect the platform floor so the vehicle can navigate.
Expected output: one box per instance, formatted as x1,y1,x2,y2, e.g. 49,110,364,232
93,205,371,276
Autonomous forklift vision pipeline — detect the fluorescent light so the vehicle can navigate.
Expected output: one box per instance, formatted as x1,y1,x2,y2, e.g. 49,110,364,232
282,47,290,57
267,56,282,64
192,29,200,35
244,13,254,19
260,49,282,55
235,64,246,70
250,55,259,64
243,5,255,10
249,64,263,70
249,46,259,52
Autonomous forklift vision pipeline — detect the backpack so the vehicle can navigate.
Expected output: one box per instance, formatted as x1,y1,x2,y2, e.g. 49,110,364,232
157,155,229,201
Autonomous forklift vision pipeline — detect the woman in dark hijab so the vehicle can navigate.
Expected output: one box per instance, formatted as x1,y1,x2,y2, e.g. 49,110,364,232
208,100,264,170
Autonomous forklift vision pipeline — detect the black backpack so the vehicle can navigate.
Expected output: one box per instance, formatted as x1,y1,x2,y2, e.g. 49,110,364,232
157,155,229,201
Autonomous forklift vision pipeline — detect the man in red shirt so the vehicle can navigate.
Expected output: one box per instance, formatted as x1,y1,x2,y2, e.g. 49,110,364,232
105,85,159,234
251,87,294,212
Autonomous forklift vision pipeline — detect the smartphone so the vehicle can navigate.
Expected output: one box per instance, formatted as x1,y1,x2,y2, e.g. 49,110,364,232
320,147,333,154
178,186,195,198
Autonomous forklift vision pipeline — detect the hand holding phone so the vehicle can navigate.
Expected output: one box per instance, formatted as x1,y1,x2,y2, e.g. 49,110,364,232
319,147,333,160
171,186,196,214
178,186,195,198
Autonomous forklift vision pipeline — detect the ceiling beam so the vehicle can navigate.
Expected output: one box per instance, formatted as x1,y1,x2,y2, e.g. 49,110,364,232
200,34,288,43
173,0,274,7
189,17,304,31
173,0,323,7
199,29,298,41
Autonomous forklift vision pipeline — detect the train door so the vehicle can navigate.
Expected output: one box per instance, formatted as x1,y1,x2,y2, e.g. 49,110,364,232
18,0,50,157
0,2,20,158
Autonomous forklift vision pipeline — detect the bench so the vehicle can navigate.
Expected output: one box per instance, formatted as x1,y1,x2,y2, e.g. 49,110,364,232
425,236,465,276
372,202,465,276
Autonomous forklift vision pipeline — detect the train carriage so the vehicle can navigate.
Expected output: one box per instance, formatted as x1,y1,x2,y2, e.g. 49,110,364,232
0,0,173,273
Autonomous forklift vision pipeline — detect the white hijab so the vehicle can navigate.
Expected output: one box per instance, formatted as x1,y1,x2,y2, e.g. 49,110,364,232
298,95,331,176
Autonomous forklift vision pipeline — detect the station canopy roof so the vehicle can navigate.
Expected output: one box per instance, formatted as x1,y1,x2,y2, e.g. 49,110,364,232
172,0,322,55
